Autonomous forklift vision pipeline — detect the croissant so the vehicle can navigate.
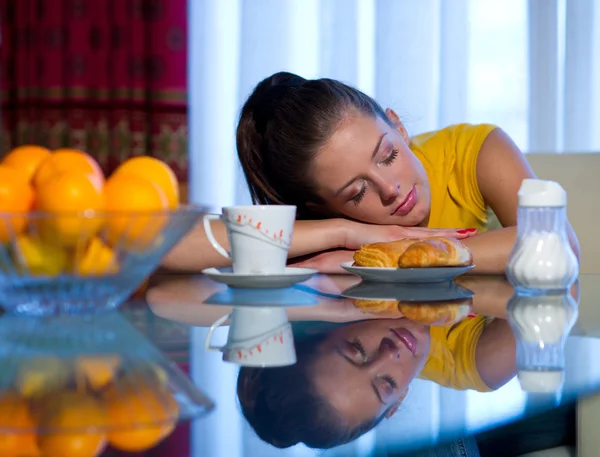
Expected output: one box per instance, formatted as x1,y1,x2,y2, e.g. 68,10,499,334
353,239,418,268
397,237,473,268
353,236,472,268
353,298,472,326
397,300,472,326
352,299,400,314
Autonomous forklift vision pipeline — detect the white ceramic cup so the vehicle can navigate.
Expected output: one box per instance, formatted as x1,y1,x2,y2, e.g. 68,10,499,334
204,307,296,367
203,205,296,275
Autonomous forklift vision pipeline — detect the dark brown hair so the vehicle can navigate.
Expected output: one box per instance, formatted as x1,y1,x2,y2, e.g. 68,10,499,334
237,329,388,449
236,71,390,219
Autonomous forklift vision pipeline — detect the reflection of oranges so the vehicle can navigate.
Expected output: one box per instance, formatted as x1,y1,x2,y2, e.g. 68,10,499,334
15,357,69,399
1,145,51,182
74,237,118,276
75,356,121,391
38,392,107,457
0,166,35,243
33,149,104,190
35,173,105,246
0,391,40,457
106,385,178,452
14,234,68,276
103,173,168,248
114,157,179,209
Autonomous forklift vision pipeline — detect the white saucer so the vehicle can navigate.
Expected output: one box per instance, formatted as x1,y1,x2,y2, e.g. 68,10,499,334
341,262,475,284
201,267,318,289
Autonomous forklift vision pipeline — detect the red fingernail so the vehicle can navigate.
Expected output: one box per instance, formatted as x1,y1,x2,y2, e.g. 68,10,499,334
467,228,477,233
457,229,469,234
468,313,476,318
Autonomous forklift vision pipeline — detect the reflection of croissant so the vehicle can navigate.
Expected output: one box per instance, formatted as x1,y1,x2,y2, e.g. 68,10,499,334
354,237,473,268
353,298,472,327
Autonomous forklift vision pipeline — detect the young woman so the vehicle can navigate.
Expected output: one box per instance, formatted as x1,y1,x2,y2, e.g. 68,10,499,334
163,71,579,274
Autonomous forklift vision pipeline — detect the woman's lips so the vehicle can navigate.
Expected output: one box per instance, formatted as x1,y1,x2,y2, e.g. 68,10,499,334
391,328,417,355
392,186,417,216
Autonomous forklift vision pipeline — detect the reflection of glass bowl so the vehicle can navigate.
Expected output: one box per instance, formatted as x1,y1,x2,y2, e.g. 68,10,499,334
0,206,205,316
0,312,213,452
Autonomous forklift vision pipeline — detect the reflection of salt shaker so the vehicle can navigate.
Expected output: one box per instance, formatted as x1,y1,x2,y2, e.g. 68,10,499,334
507,293,578,394
506,179,578,294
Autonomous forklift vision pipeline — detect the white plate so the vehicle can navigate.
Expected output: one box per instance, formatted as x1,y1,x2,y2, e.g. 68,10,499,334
340,262,475,284
341,281,474,302
202,267,318,289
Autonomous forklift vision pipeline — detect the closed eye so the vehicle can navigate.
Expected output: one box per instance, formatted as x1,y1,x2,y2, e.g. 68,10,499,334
381,148,398,166
350,338,367,362
351,183,367,206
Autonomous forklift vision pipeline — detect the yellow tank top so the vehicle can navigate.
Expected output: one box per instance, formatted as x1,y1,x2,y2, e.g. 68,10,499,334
417,315,492,392
410,124,498,233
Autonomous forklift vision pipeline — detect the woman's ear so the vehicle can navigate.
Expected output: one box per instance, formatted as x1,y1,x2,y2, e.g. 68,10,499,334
385,388,408,418
385,108,409,144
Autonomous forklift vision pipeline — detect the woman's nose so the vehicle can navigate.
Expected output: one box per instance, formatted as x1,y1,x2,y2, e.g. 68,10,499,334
367,338,401,373
377,179,400,203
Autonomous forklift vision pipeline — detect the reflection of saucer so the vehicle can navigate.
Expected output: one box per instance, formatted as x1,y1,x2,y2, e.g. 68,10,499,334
202,267,318,289
204,287,319,308
341,281,474,302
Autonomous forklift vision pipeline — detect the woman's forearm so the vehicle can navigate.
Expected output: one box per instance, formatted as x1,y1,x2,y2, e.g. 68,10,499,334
461,227,516,274
463,224,580,275
161,218,347,272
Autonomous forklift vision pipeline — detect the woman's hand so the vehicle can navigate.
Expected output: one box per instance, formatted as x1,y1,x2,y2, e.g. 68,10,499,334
341,220,476,250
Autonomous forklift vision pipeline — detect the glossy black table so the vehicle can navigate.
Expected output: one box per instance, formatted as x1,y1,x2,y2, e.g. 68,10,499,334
115,274,600,457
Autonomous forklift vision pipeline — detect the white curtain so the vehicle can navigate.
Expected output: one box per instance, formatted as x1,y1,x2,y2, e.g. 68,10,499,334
187,1,598,455
189,0,600,210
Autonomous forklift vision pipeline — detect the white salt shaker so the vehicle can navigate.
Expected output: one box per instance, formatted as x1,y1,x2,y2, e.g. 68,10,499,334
506,179,578,294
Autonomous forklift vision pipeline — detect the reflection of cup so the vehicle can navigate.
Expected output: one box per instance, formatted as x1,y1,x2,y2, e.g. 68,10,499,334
507,293,578,393
203,206,296,275
204,307,296,367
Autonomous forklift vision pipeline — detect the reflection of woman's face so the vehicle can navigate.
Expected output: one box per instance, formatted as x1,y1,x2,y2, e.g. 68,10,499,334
312,319,430,427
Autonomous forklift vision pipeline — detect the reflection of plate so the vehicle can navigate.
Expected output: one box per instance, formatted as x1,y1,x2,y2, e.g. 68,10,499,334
342,281,474,302
203,287,319,308
341,262,475,283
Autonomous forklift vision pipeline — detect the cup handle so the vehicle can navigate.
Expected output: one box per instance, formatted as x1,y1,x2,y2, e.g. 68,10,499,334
205,313,231,351
203,214,231,260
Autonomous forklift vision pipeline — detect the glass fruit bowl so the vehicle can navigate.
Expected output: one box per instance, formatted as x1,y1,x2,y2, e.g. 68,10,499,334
0,312,214,456
0,206,205,316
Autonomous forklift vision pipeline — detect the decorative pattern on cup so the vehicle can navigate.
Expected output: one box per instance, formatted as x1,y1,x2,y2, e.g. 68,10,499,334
226,214,292,247
231,325,295,362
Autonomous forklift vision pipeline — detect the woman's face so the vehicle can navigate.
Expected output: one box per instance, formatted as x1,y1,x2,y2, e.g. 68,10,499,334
310,111,431,226
311,319,431,428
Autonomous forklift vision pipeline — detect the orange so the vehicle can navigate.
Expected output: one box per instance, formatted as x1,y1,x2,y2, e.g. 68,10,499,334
74,237,119,276
33,149,104,190
0,165,35,243
0,391,40,457
14,234,69,276
15,357,70,399
105,384,178,452
102,173,168,248
75,356,121,391
1,145,51,182
38,392,107,457
35,173,105,247
113,156,180,209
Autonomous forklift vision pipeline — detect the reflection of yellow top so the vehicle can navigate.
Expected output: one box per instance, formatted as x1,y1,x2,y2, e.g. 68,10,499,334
418,315,492,392
410,124,498,233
